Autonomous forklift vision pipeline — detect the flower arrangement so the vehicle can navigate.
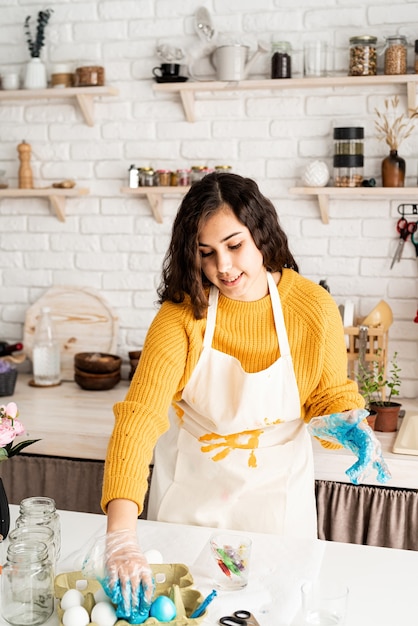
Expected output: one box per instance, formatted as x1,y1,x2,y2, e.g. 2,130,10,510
24,8,53,58
374,96,418,151
0,402,40,462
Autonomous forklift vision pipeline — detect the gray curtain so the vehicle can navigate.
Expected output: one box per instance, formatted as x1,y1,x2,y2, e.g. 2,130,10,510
315,479,418,551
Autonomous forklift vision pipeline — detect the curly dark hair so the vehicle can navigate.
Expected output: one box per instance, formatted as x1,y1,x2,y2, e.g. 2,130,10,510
157,172,298,319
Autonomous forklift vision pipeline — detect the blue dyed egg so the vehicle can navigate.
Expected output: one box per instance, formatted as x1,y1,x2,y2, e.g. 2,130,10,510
149,596,177,622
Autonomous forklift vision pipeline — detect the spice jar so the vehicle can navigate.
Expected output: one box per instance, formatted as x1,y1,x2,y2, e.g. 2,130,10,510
349,36,377,76
271,41,292,79
139,167,155,186
15,496,61,561
333,127,364,187
155,169,171,186
177,169,191,186
384,36,407,75
191,166,209,182
215,165,233,173
1,540,54,626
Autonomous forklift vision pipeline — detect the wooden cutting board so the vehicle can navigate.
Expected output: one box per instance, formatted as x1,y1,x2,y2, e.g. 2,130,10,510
24,286,119,381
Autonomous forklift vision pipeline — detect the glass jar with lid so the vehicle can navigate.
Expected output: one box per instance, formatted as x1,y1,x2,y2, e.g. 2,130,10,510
333,127,364,187
139,167,155,187
349,35,377,76
191,166,209,182
384,35,407,75
1,539,54,626
271,41,292,78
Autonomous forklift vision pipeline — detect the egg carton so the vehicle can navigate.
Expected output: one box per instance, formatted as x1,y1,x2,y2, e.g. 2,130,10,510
55,565,207,625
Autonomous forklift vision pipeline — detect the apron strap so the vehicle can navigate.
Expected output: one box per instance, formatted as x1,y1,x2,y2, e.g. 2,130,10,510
204,286,219,348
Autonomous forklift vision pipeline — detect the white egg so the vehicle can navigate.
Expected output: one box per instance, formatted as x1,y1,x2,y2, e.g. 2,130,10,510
144,548,163,564
91,601,118,626
60,588,84,610
62,605,90,626
94,586,113,604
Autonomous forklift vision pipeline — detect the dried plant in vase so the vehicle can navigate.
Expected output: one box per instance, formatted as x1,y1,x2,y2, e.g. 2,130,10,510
24,8,53,58
374,96,418,187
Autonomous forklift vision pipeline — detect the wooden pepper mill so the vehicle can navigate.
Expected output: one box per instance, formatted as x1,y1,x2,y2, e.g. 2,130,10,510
17,140,33,189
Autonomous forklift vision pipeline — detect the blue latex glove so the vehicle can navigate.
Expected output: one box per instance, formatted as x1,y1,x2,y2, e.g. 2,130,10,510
308,408,392,485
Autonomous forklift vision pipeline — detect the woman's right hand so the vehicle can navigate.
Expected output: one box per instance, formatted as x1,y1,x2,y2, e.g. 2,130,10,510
104,528,154,617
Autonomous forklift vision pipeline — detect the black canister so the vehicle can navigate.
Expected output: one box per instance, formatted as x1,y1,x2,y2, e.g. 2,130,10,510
271,41,292,78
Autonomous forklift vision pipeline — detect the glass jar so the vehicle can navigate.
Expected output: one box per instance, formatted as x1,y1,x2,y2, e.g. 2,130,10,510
214,165,233,173
15,497,61,561
384,36,407,75
139,167,155,186
8,525,56,565
191,166,209,182
333,127,364,187
271,41,292,79
349,35,377,76
1,540,54,626
155,169,171,186
177,169,191,186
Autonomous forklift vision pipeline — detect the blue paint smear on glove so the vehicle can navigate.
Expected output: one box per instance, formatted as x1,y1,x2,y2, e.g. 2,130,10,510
308,409,392,485
99,576,154,624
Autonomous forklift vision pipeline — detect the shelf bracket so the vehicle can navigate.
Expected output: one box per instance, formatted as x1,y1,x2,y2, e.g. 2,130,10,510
75,94,95,127
318,194,329,224
180,90,196,123
145,192,163,223
49,194,67,222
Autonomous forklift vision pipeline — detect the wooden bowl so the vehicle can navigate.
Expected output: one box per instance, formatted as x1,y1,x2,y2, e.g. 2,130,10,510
74,367,121,391
74,352,121,374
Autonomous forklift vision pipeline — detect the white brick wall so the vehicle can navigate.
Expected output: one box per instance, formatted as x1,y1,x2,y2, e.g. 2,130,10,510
0,0,417,398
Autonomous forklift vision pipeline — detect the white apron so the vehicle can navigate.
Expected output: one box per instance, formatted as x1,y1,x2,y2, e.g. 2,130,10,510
148,273,317,537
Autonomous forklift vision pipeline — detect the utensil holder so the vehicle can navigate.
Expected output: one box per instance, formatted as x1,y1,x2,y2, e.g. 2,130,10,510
0,369,18,396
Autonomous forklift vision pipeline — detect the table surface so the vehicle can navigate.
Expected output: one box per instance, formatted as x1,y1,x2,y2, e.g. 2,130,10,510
1,505,417,626
5,374,418,488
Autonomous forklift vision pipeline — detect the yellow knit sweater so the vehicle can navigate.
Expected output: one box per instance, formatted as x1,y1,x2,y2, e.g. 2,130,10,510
101,269,364,514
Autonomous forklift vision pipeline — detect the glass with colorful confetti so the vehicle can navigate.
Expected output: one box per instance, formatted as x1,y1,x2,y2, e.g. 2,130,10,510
209,533,252,590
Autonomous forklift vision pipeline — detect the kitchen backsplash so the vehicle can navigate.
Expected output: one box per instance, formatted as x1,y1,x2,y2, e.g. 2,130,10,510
0,0,417,397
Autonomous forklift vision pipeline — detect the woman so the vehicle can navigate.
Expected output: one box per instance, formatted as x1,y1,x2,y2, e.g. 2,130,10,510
100,172,363,606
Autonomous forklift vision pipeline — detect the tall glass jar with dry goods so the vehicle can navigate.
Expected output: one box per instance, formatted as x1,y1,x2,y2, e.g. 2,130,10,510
333,127,364,187
383,36,407,75
349,35,377,76
1,539,54,626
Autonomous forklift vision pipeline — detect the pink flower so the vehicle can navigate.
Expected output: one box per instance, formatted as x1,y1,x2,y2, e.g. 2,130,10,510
4,402,18,419
0,421,17,446
0,402,40,462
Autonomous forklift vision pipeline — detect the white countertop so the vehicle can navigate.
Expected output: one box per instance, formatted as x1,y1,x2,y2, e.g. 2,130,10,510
1,505,418,626
5,374,418,489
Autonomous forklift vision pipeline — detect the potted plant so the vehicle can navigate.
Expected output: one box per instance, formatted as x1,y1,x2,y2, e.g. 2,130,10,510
357,351,402,432
23,8,53,89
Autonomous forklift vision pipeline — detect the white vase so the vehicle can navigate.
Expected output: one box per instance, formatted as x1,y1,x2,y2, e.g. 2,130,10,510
23,58,47,89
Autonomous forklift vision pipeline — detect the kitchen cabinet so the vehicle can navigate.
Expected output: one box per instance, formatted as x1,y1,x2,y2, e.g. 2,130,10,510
121,186,190,222
0,85,118,126
0,187,89,222
153,74,418,122
289,186,418,223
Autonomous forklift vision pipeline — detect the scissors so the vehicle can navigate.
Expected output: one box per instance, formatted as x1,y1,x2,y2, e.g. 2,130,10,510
219,610,260,626
390,218,418,269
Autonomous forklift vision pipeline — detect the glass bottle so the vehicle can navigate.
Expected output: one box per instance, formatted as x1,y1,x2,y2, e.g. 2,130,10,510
1,540,54,626
128,164,139,188
271,41,292,78
349,35,377,76
15,497,61,561
384,36,407,75
32,306,61,386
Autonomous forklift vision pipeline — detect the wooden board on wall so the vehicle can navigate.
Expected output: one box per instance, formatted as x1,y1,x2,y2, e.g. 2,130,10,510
23,286,119,381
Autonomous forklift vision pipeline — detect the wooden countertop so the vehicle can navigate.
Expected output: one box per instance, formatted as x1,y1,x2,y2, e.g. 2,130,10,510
3,373,129,460
4,374,418,489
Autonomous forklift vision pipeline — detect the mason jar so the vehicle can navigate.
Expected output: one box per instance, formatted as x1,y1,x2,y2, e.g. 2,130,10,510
1,540,54,626
333,127,364,187
8,526,56,565
191,166,209,182
384,35,407,75
15,497,61,561
349,35,377,76
139,167,155,186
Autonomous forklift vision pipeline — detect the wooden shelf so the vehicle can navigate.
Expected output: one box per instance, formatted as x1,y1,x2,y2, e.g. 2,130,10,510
0,187,89,221
153,74,418,122
121,186,190,222
290,186,418,223
0,86,119,126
